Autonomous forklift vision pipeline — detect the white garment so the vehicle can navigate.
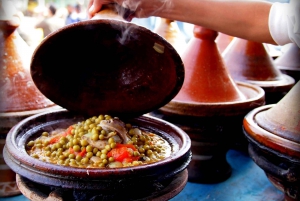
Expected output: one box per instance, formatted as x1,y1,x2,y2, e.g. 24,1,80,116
269,0,300,48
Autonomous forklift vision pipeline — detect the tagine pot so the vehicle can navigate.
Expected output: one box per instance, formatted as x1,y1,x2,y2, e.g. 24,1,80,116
3,5,192,201
0,4,58,197
275,43,300,83
222,38,295,104
153,18,187,54
150,26,265,183
243,80,300,201
215,32,234,53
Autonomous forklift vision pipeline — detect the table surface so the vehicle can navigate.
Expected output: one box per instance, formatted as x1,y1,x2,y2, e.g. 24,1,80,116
1,149,284,201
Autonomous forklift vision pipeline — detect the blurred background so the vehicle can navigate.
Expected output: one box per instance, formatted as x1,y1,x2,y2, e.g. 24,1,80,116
10,0,289,51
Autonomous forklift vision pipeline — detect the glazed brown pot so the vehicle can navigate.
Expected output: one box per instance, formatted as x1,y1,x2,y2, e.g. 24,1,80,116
4,109,191,200
3,4,191,200
223,38,295,104
243,81,300,201
151,26,265,183
0,8,58,197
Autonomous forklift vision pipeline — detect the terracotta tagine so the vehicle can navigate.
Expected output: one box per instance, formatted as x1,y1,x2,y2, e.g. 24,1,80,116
0,3,58,197
275,43,300,83
153,18,187,54
3,4,192,201
243,80,300,201
222,38,295,104
150,26,265,183
215,32,234,53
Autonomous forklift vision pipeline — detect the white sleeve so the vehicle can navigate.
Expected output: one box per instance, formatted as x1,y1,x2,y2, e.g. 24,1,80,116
269,0,300,48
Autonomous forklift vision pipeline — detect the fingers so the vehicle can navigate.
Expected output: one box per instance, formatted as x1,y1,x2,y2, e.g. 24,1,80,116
88,0,111,18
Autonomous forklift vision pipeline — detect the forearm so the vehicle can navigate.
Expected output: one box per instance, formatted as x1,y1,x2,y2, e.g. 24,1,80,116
154,0,275,44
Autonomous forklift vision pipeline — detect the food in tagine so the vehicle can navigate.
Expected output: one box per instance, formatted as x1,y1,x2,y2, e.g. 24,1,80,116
26,114,172,168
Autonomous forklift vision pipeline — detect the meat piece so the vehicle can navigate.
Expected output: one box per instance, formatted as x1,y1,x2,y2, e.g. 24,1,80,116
100,119,130,143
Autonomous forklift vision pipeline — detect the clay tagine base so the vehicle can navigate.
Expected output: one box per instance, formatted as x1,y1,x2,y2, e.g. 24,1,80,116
247,141,300,201
17,170,188,201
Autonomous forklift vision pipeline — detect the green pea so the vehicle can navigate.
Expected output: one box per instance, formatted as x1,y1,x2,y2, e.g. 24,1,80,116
69,154,75,159
86,152,93,158
27,141,35,147
86,145,93,152
81,139,88,147
42,132,49,137
73,145,81,152
91,134,99,141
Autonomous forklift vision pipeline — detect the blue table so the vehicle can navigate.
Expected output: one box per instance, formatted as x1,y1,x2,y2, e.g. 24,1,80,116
1,149,283,201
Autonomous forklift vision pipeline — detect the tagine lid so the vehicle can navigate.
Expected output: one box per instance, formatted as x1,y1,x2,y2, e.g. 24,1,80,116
30,19,184,118
254,80,300,143
243,81,300,158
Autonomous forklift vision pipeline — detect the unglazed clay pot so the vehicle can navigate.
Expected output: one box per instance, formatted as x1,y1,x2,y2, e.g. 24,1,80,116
0,3,58,197
275,43,300,83
243,80,300,201
215,32,234,53
3,4,192,200
222,38,295,104
151,26,265,183
153,18,187,54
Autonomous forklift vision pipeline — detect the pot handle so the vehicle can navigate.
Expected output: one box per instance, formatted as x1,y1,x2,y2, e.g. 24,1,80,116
92,3,135,21
248,144,299,182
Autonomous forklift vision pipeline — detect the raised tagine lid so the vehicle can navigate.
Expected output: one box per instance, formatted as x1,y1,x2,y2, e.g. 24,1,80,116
30,4,184,118
244,80,300,158
223,38,295,90
0,2,55,113
159,26,265,116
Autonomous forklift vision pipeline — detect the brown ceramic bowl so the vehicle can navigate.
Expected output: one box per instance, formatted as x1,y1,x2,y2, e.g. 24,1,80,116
4,108,191,200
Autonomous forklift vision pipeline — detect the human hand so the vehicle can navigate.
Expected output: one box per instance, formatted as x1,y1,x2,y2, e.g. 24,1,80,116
87,0,172,20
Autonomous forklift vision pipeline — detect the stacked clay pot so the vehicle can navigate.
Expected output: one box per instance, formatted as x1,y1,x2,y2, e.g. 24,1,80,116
151,26,265,183
215,32,234,53
243,80,300,201
275,43,300,83
0,4,58,197
222,38,295,104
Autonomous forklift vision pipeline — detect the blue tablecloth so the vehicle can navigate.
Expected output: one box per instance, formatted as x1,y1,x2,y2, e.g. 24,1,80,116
1,149,283,201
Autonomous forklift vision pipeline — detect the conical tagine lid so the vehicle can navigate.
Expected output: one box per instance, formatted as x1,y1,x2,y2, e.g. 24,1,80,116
0,2,54,112
275,43,300,71
255,80,300,143
174,26,246,103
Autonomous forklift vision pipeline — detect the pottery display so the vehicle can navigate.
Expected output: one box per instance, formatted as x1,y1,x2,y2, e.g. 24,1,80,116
275,43,300,82
151,26,265,183
0,3,59,197
153,18,187,54
222,38,295,104
243,80,300,201
3,4,192,200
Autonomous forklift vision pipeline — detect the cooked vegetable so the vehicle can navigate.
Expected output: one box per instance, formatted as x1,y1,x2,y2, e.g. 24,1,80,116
26,114,171,168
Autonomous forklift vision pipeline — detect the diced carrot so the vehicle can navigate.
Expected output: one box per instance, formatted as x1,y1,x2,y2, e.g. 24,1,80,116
49,135,61,144
107,144,139,162
78,148,86,157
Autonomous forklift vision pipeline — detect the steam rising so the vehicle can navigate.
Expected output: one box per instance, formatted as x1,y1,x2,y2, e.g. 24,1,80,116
115,0,173,45
121,0,173,18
